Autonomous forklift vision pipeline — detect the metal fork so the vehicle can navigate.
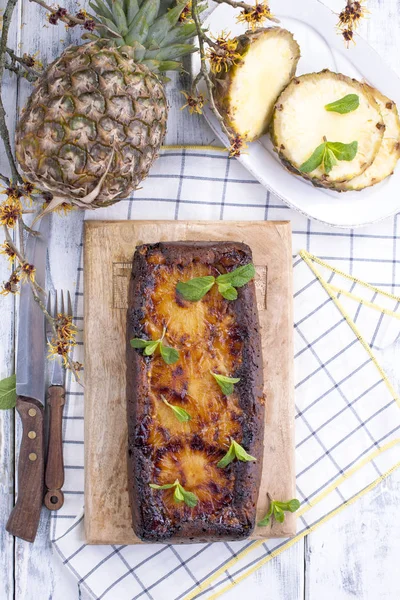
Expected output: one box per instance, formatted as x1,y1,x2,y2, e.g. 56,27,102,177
44,291,72,511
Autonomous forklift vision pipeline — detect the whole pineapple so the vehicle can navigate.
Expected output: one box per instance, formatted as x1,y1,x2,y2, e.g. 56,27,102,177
15,0,197,209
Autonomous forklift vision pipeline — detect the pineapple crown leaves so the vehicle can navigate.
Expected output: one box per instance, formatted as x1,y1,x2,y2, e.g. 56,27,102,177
87,0,204,73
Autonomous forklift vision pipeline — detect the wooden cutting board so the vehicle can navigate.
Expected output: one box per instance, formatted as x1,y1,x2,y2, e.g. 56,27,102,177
84,220,295,544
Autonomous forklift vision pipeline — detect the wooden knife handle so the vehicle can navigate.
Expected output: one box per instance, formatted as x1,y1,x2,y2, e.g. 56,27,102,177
44,386,65,511
6,396,45,543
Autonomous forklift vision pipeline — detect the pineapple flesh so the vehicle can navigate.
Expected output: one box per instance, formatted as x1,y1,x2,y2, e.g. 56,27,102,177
212,28,300,142
15,0,198,209
334,87,400,191
272,71,385,186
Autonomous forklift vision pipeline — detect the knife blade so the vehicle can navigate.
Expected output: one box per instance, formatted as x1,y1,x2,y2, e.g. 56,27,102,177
6,214,51,543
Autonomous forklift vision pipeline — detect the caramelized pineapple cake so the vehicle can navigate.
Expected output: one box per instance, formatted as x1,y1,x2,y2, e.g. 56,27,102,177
127,242,264,542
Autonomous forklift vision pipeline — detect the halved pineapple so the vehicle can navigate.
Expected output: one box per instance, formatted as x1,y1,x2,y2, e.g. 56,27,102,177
212,28,300,142
334,87,400,191
272,71,385,186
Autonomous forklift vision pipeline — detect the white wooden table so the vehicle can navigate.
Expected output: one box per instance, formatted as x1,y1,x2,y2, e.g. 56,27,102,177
1,1,400,598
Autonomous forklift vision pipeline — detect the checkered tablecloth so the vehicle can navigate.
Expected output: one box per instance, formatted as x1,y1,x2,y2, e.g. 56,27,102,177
50,147,400,600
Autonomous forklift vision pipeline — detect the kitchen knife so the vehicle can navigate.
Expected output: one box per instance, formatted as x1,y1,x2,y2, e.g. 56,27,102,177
6,215,50,543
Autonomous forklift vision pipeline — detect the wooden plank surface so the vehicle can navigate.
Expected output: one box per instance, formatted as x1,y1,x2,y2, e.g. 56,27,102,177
84,220,295,544
0,0,399,598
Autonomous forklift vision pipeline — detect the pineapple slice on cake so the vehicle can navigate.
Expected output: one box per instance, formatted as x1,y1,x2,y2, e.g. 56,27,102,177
15,0,199,210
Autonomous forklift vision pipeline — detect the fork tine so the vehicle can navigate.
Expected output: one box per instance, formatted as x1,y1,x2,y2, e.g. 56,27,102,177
67,291,72,317
60,290,65,315
54,290,58,318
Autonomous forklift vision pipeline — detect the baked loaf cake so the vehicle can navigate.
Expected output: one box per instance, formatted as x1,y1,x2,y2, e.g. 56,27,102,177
126,241,264,542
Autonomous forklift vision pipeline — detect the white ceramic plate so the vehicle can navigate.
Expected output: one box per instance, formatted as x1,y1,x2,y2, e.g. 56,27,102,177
192,0,400,228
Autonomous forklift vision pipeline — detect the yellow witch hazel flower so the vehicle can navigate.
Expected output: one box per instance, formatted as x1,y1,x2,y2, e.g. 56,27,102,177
48,339,71,365
22,51,43,70
48,313,78,366
0,180,38,207
179,0,193,22
0,197,23,228
338,1,369,31
207,32,242,74
0,242,17,265
0,271,21,296
20,262,36,283
237,2,275,30
181,91,205,115
21,180,38,206
229,134,248,158
56,313,78,342
337,1,369,46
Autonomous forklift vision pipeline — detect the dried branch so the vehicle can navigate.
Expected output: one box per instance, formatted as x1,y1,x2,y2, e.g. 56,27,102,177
29,0,86,26
213,0,250,8
191,0,232,140
6,47,42,79
5,61,39,82
3,225,24,263
3,220,81,382
213,0,276,15
0,0,22,184
28,0,117,37
0,173,11,185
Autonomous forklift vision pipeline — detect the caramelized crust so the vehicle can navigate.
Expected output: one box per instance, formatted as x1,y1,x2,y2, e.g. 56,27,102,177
127,242,264,542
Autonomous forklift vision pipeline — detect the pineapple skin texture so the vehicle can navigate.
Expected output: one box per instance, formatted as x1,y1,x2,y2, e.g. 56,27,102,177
15,42,168,208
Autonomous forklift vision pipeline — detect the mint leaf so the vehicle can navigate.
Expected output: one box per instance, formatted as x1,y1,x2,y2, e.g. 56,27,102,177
150,481,177,490
323,148,337,174
300,142,326,173
176,276,215,301
273,504,285,523
231,439,256,463
211,372,240,396
174,482,198,507
287,498,301,512
0,374,16,410
217,442,236,468
275,498,301,512
180,487,198,508
217,439,256,468
258,497,300,527
173,484,185,502
143,340,160,356
218,282,238,300
325,94,360,114
258,511,272,527
131,331,179,364
301,140,358,175
175,265,255,303
327,141,358,161
160,343,179,365
150,479,198,508
130,338,151,349
216,263,255,288
162,395,191,422
130,338,160,356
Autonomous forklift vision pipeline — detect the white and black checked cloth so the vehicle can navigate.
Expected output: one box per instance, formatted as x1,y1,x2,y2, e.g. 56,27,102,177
50,147,400,600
